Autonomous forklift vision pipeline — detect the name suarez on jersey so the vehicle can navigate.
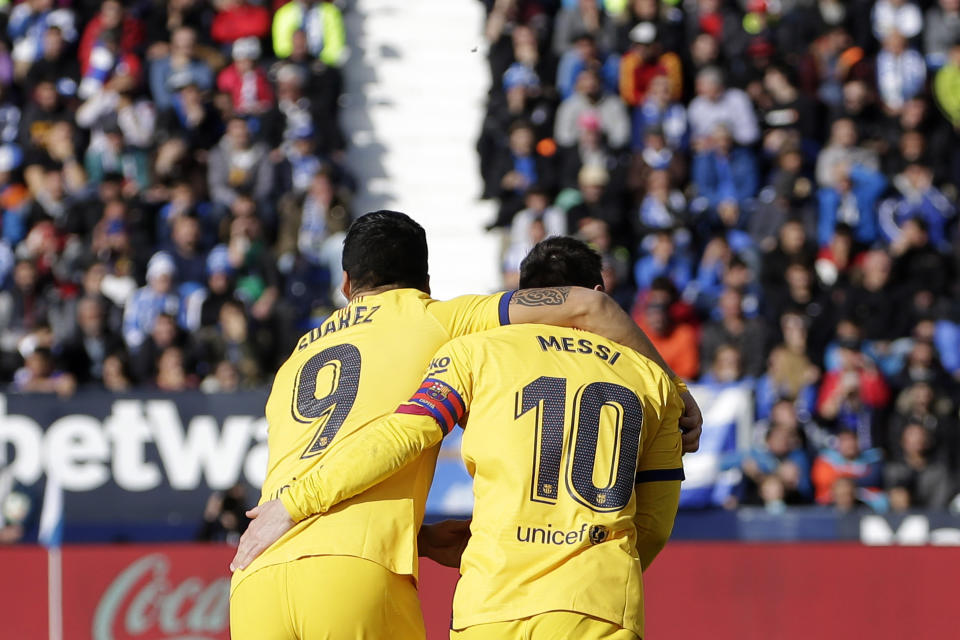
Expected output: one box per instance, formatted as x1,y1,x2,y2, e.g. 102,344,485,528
297,305,382,351
536,335,622,365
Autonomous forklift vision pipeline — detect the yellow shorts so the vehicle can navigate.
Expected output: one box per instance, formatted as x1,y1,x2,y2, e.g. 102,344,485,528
230,555,425,640
450,611,639,640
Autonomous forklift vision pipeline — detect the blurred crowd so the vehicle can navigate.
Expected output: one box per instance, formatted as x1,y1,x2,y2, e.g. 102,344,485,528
0,0,355,396
481,0,960,512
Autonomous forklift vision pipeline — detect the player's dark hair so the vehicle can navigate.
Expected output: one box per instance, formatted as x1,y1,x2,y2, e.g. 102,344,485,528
519,236,603,290
341,210,429,293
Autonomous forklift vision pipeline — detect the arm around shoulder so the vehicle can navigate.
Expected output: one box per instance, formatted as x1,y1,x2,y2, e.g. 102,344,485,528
280,412,445,522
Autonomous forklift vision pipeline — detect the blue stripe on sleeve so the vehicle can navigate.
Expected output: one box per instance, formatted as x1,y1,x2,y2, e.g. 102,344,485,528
498,290,515,326
635,468,685,483
408,398,454,434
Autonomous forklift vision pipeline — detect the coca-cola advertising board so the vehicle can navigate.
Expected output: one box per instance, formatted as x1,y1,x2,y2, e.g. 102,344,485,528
61,545,234,640
51,546,455,640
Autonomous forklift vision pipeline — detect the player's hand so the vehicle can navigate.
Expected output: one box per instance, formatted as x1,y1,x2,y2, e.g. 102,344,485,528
418,519,471,568
678,389,703,454
230,499,295,572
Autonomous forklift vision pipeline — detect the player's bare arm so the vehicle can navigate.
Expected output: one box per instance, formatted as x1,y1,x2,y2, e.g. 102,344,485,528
418,519,472,568
509,286,702,452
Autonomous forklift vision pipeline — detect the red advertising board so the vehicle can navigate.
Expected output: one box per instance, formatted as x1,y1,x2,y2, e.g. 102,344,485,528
643,542,960,639
5,543,959,639
0,546,48,639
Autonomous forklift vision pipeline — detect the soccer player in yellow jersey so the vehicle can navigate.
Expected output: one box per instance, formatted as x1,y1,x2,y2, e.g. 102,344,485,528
253,237,684,639
229,212,699,639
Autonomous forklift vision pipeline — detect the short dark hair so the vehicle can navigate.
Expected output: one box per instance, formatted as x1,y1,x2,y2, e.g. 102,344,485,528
341,210,429,292
519,236,603,290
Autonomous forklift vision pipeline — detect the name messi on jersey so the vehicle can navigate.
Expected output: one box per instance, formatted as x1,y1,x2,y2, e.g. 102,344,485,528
297,305,382,350
536,335,622,365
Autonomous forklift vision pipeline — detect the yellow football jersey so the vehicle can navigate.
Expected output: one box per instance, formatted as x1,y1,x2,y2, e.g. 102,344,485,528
397,324,684,637
230,288,513,594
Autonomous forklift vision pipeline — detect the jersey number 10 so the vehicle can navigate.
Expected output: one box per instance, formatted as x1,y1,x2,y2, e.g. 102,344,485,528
516,377,643,513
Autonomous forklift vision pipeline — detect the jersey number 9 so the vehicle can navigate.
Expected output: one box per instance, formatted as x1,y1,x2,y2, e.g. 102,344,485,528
292,343,362,459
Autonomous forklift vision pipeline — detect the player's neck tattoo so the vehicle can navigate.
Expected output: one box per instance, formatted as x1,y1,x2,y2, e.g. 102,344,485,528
509,287,571,307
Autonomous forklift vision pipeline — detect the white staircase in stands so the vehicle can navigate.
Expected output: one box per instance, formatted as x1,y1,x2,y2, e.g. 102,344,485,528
342,0,500,299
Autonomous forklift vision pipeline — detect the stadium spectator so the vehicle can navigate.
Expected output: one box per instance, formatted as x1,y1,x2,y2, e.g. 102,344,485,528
556,31,613,101
880,165,955,252
555,67,630,150
122,252,180,352
201,359,242,393
618,23,681,108
77,1,143,77
817,337,890,447
817,162,886,247
156,71,223,155
633,229,692,294
631,277,699,379
843,250,899,340
208,116,274,214
217,38,274,116
832,476,871,513
132,311,189,383
491,120,556,229
630,72,688,153
155,345,193,391
815,118,879,189
811,430,884,507
199,299,266,387
687,67,759,148
700,342,746,386
924,1,960,68
700,287,768,379
272,0,347,67
149,27,213,111
557,109,621,190
8,0,76,72
884,422,953,508
503,187,566,289
814,223,856,288
755,312,820,421
690,124,759,216
565,163,620,234
198,484,249,544
876,29,926,114
101,351,131,392
0,462,42,544
734,421,813,507
629,165,688,242
59,296,123,386
19,23,78,93
553,0,605,57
